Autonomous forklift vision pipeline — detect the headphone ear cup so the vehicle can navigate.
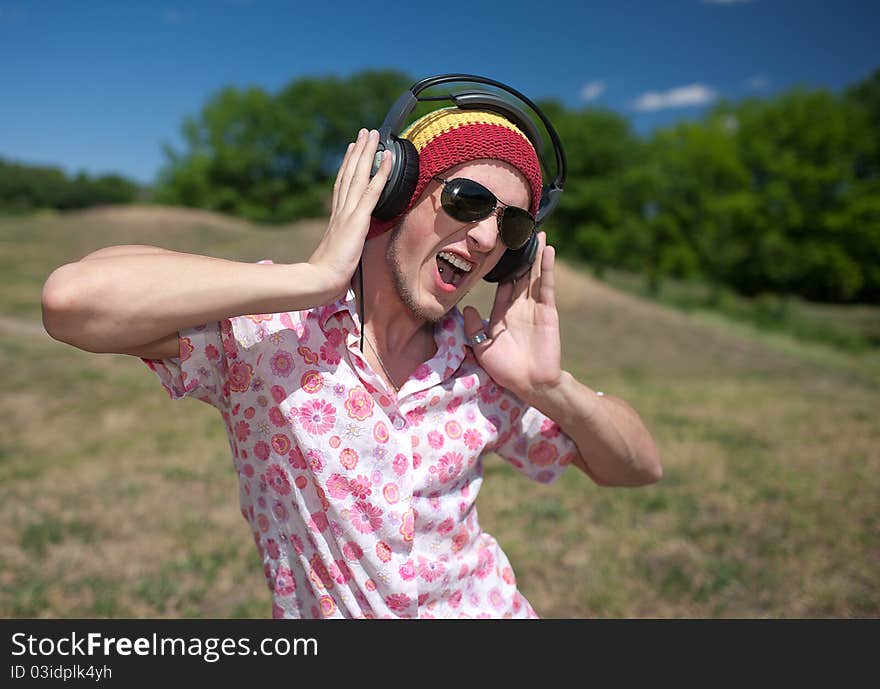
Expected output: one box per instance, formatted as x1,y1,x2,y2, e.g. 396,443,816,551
372,137,420,221
482,232,539,284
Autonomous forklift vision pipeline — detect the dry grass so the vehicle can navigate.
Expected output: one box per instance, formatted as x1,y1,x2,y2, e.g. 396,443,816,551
1,205,877,618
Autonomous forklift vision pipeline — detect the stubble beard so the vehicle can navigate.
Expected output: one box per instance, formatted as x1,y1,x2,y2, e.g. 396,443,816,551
385,221,446,324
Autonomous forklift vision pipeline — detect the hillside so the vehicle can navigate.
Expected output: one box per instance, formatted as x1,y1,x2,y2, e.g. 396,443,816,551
1,206,877,618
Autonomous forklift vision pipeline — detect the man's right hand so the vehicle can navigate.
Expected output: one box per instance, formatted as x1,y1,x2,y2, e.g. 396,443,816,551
306,128,392,301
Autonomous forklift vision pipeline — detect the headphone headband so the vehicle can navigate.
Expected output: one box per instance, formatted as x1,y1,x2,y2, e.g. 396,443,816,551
378,74,566,224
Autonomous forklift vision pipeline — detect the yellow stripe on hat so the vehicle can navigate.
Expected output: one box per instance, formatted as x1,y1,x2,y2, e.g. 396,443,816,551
402,108,533,152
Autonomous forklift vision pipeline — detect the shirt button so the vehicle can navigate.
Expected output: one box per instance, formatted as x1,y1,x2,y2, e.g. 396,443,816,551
392,415,406,430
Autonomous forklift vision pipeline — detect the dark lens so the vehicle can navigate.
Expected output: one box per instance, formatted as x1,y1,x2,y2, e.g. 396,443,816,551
441,178,497,222
498,206,535,250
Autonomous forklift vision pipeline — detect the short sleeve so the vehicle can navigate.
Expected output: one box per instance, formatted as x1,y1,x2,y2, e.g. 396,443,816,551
141,321,231,411
482,384,578,485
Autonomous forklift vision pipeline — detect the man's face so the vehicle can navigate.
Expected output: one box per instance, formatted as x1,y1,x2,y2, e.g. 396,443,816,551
385,159,532,323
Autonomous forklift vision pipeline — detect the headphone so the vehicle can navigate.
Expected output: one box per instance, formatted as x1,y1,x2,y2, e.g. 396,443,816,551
369,74,567,283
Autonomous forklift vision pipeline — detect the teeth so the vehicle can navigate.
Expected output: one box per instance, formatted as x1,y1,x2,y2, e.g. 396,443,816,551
437,251,472,273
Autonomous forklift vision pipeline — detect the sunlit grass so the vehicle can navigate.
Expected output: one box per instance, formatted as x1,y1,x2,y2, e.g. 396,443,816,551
1,206,877,618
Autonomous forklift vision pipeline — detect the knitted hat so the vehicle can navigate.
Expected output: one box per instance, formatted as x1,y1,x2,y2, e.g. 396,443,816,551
367,108,543,239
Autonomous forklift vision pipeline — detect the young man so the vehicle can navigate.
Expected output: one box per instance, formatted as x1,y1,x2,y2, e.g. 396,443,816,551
42,108,661,618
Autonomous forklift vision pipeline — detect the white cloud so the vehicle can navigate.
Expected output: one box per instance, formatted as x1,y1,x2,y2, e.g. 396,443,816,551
745,74,770,91
579,80,606,102
632,84,718,112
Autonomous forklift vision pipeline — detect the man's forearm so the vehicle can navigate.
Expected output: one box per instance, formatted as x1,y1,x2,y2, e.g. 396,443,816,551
523,370,662,487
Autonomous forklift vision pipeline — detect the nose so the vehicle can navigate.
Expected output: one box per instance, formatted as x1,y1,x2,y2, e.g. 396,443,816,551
465,212,501,254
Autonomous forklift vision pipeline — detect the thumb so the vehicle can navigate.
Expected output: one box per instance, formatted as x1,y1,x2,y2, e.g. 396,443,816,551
462,306,491,355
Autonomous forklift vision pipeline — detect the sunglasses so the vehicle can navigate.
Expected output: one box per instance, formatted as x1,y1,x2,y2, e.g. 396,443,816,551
432,176,535,250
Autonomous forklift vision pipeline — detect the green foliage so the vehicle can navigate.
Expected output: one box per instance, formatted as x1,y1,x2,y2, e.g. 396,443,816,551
155,68,880,303
156,69,412,222
0,159,139,212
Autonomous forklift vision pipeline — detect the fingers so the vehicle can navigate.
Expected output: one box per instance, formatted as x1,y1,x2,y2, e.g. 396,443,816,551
539,241,556,309
334,129,382,213
333,129,366,212
528,232,546,302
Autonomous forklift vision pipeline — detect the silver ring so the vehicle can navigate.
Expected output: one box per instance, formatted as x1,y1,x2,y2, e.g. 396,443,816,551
469,330,489,346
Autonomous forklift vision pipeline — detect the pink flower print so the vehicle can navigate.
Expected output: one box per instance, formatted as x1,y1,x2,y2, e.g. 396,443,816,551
528,440,559,467
204,343,219,361
427,430,444,449
288,446,307,470
413,363,431,380
458,564,469,580
308,450,325,473
272,500,288,521
399,560,416,580
253,441,270,461
448,590,462,608
413,453,422,470
405,406,426,426
274,566,296,596
350,500,383,534
463,428,483,451
234,420,251,442
270,385,287,403
268,407,286,427
376,541,391,563
479,382,503,404
342,541,363,561
417,556,446,583
326,473,351,499
344,386,374,421
321,338,342,366
319,595,336,617
291,534,304,554
271,433,291,455
228,361,254,392
266,465,291,496
301,370,323,394
435,452,463,484
179,336,194,362
349,475,371,500
444,420,462,439
270,350,295,377
451,528,468,553
339,447,358,471
265,539,280,560
309,512,328,532
399,507,415,542
437,517,454,536
445,396,462,414
475,546,494,579
392,453,407,476
489,588,505,610
373,421,389,444
382,483,399,504
385,593,411,613
298,399,336,435
309,554,334,590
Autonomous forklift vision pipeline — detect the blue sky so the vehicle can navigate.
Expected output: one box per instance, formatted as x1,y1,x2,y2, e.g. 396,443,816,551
1,0,877,184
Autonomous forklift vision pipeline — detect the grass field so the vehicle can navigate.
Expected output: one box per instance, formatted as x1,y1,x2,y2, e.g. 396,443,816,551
1,206,878,618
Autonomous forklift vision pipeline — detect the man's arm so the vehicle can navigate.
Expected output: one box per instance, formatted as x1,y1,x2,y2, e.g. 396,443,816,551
520,372,661,487
41,129,392,358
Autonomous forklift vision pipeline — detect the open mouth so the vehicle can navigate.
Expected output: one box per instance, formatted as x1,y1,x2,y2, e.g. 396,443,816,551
436,251,473,287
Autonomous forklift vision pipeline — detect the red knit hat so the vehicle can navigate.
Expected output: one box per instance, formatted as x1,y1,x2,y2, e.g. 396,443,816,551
367,107,543,239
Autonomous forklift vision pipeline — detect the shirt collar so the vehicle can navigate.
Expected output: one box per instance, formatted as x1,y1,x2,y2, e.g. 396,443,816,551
317,289,470,386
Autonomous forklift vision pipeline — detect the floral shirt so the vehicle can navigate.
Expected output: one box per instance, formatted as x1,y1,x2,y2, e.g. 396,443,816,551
142,283,577,619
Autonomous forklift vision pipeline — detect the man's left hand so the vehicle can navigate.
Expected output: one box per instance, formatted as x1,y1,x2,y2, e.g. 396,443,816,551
463,231,562,404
